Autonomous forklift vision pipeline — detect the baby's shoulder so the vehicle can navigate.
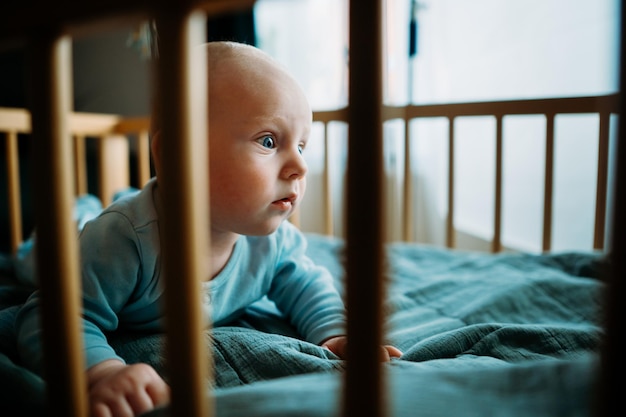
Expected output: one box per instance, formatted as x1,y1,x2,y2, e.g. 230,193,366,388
97,183,157,228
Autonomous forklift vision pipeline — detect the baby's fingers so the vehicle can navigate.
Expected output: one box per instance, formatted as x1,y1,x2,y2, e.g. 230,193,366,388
124,364,170,414
126,387,161,415
384,345,403,358
379,345,403,362
145,377,171,408
91,397,134,417
89,363,170,417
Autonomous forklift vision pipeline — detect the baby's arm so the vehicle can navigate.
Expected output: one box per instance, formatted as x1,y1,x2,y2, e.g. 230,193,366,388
321,336,403,361
78,210,168,416
88,359,170,417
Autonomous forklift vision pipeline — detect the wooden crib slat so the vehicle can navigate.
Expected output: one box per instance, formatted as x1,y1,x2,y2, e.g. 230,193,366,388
312,109,349,236
447,117,456,248
598,6,626,412
0,108,30,131
137,130,151,187
542,114,555,252
5,130,23,254
343,0,385,416
29,33,88,417
111,118,153,188
323,122,334,236
73,134,88,195
154,7,211,417
493,116,503,253
97,134,129,207
403,116,413,242
594,111,610,250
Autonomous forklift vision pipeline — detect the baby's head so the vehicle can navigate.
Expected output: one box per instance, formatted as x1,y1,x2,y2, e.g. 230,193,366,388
152,41,312,237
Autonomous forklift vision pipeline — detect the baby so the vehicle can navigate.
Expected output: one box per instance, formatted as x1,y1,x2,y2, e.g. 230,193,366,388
16,41,401,417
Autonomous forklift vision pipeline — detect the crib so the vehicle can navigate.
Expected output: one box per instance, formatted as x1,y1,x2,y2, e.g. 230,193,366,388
0,1,624,417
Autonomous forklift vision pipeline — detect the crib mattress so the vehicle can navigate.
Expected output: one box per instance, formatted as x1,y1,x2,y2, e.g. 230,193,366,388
0,232,605,417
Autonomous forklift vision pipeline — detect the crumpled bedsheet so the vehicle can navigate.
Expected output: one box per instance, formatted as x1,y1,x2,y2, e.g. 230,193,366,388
0,232,607,417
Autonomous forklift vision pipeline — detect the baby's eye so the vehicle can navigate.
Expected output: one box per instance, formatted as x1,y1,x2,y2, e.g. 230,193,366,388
298,144,305,155
257,135,275,149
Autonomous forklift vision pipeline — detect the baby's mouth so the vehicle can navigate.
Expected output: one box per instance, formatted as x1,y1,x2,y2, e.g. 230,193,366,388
274,197,293,204
272,196,296,210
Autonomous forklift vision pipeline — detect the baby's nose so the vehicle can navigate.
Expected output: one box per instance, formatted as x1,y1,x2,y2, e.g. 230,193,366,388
283,149,308,179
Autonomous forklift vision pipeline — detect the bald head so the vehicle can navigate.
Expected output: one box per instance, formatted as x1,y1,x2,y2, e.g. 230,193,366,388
205,41,279,74
205,42,308,122
151,41,309,134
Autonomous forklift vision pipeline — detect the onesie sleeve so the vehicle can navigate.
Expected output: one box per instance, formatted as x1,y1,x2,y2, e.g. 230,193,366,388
16,211,143,374
268,222,347,345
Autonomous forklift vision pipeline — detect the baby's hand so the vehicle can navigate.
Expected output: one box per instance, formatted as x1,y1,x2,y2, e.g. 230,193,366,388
321,336,403,361
87,359,170,417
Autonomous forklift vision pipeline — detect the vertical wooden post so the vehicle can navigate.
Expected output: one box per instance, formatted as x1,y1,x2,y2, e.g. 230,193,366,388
29,32,88,417
343,0,385,416
446,117,456,248
154,4,211,417
403,117,413,241
323,122,334,236
492,115,503,253
598,5,625,414
97,134,129,206
73,134,88,196
542,114,555,252
593,111,610,250
137,130,152,187
5,130,23,253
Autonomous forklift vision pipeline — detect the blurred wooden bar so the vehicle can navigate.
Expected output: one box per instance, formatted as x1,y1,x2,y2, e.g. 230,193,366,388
153,3,211,417
97,134,130,206
447,117,456,248
493,116,504,253
542,114,555,252
343,1,385,417
73,134,88,195
598,5,625,415
323,123,334,236
402,118,413,242
28,32,88,417
137,130,152,187
594,111,610,250
5,130,23,254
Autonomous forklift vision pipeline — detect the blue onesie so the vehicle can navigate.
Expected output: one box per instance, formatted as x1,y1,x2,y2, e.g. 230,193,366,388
16,178,347,374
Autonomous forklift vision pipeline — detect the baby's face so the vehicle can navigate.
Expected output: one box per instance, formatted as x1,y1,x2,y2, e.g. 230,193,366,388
207,54,312,237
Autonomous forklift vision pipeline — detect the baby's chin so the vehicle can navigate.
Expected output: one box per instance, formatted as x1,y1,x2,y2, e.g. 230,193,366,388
235,218,287,237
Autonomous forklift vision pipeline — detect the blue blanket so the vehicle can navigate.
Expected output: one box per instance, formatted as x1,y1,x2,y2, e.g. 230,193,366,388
0,232,606,417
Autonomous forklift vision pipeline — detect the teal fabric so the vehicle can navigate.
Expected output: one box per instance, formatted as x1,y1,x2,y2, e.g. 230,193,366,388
0,233,606,417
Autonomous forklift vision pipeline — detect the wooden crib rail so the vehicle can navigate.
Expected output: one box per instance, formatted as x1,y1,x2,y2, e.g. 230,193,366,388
313,93,620,253
0,0,256,49
3,92,618,256
0,108,152,254
403,94,618,252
